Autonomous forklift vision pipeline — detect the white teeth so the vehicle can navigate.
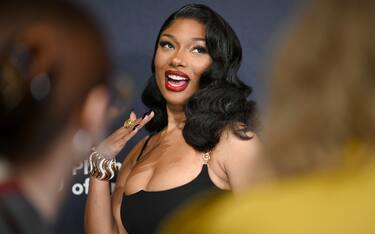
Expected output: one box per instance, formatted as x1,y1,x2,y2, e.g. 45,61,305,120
167,74,189,81
168,81,184,87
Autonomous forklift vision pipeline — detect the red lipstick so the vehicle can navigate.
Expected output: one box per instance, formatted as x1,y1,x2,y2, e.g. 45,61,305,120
165,70,190,92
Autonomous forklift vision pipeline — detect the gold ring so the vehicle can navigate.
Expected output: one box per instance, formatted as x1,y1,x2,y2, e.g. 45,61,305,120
123,118,136,129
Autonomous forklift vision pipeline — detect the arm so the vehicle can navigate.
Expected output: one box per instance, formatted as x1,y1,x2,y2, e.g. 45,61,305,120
85,144,140,234
85,175,115,234
84,111,154,234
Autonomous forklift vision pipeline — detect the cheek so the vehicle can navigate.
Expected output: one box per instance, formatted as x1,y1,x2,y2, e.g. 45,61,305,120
154,53,164,84
154,52,162,72
154,55,167,93
154,49,169,72
193,59,212,81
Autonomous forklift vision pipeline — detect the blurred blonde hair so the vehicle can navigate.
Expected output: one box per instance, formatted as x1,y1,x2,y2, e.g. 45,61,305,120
264,0,375,176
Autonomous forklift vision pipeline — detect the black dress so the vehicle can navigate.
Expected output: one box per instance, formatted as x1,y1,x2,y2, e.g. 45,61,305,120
121,135,225,234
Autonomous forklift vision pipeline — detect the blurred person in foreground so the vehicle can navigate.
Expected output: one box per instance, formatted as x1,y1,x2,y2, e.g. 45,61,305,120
0,1,110,233
160,0,375,233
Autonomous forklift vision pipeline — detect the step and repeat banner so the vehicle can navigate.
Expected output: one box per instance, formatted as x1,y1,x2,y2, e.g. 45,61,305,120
56,1,297,233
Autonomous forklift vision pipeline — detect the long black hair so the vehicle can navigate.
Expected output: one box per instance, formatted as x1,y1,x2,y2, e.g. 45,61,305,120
142,4,257,152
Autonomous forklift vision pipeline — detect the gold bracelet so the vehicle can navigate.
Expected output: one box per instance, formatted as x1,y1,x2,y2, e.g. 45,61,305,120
88,150,117,180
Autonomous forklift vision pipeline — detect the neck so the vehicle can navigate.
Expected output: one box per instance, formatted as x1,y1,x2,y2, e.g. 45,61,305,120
14,140,75,223
165,103,186,132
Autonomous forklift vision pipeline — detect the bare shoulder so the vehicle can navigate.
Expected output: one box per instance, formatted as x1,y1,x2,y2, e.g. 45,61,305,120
216,128,261,161
213,128,262,191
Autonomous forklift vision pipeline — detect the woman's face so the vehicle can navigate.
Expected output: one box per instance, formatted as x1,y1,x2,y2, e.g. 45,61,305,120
154,18,213,107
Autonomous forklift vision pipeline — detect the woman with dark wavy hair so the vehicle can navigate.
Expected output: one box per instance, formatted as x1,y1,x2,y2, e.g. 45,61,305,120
85,4,261,234
161,0,375,233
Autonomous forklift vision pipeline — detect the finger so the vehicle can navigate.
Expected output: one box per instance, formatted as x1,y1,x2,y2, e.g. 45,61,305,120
118,111,155,142
121,111,139,131
121,111,154,142
122,122,144,141
133,111,155,131
130,111,137,120
127,110,154,130
120,111,137,130
141,110,155,124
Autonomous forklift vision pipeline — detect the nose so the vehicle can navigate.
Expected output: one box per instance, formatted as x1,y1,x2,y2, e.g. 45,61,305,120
171,50,187,67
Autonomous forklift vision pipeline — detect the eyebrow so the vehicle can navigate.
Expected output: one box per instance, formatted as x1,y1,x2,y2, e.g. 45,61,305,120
161,33,206,42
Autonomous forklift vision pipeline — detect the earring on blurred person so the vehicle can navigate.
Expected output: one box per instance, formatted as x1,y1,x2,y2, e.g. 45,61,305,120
1,42,51,113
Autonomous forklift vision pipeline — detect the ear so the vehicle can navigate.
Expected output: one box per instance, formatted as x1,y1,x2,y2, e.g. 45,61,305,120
80,85,110,141
18,23,57,75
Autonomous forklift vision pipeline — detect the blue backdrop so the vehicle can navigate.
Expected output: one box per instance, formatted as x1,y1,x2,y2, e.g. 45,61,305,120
56,1,298,233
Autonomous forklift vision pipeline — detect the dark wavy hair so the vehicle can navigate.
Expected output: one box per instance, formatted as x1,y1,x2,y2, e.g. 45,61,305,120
142,4,257,152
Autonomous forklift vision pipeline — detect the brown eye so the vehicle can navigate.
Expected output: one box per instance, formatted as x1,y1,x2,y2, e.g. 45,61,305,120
159,41,174,49
192,46,207,54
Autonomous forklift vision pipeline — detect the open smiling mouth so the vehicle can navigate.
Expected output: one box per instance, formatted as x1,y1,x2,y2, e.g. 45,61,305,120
165,70,190,92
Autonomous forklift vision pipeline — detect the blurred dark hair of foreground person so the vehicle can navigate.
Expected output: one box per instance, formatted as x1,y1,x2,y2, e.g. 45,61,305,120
0,0,110,233
160,0,375,233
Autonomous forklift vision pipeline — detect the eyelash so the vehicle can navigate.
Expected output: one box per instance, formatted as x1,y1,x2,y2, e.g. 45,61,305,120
192,46,207,54
159,41,208,54
159,41,174,49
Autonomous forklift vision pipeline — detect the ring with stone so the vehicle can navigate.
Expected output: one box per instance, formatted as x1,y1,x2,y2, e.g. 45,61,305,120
123,118,136,129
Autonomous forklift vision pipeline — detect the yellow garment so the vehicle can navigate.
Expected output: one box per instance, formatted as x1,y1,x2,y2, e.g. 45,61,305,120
160,145,375,234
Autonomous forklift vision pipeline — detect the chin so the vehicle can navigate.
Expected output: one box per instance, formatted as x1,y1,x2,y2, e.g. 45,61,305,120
165,98,189,108
163,94,191,108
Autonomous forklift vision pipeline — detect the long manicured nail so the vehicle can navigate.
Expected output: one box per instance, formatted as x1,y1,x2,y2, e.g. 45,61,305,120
132,124,140,131
142,110,152,119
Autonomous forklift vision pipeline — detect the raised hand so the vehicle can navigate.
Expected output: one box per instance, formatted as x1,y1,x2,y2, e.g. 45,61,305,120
95,110,154,159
